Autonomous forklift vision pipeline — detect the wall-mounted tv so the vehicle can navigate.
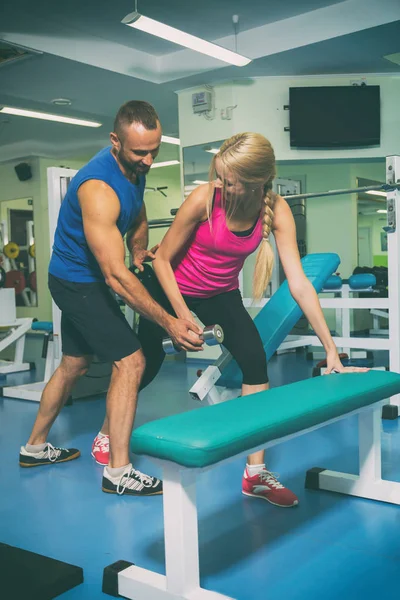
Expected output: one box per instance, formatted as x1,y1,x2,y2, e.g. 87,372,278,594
289,86,380,149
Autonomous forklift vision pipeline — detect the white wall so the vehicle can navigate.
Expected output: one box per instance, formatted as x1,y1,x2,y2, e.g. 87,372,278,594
177,74,400,159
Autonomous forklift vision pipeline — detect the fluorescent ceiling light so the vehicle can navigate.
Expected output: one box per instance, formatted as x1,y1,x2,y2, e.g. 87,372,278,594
152,160,180,169
0,106,102,128
377,209,387,214
365,190,387,198
193,180,208,184
122,12,251,67
161,135,180,145
383,52,400,66
205,148,219,154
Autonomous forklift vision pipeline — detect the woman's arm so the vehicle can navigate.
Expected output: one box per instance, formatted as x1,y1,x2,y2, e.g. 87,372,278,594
272,196,363,374
153,184,210,323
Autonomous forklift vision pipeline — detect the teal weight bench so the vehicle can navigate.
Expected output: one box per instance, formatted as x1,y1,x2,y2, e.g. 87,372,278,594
104,370,400,600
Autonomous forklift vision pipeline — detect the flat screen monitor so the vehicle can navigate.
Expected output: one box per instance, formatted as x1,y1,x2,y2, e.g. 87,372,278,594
289,85,380,148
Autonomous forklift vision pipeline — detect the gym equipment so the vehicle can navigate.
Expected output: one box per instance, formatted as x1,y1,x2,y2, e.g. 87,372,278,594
5,269,26,295
1,320,112,402
103,371,400,600
0,288,33,375
1,220,34,307
0,266,6,288
323,273,376,290
29,270,37,292
25,219,37,306
0,542,83,600
3,241,20,260
162,324,224,355
314,272,378,359
1,321,57,400
237,155,400,419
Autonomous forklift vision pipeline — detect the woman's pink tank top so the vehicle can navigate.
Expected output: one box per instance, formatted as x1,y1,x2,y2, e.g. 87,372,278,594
173,188,263,298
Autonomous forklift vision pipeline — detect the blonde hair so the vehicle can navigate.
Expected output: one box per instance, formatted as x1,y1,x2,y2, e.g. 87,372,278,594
208,132,277,300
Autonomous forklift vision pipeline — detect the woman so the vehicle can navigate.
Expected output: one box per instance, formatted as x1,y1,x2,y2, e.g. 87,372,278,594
93,132,366,506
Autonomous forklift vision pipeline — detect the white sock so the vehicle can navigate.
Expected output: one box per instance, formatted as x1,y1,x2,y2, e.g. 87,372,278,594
97,431,109,438
25,443,47,454
246,463,266,477
105,463,131,480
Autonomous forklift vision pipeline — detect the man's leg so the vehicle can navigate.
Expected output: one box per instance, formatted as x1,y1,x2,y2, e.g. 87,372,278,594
107,349,145,468
101,347,162,496
93,266,172,455
27,354,92,445
20,354,92,467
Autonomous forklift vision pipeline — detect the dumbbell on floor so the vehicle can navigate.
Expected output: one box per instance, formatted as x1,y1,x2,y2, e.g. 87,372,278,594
162,324,224,355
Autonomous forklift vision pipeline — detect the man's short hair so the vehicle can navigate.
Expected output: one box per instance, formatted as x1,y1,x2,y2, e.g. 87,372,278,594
114,100,160,140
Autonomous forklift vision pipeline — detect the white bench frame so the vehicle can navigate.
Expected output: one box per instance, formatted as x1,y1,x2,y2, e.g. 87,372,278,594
0,318,33,375
3,329,56,402
112,398,400,600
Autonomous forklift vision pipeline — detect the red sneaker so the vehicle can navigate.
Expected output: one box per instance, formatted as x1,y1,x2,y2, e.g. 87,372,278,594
91,434,109,466
242,468,299,507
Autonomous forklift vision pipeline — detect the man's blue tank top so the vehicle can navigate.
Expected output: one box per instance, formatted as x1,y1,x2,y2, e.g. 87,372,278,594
49,147,145,282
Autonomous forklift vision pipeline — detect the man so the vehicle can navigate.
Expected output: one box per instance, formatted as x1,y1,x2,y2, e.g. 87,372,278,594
19,100,203,497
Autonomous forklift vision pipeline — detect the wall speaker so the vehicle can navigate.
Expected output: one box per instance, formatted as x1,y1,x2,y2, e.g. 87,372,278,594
15,162,32,181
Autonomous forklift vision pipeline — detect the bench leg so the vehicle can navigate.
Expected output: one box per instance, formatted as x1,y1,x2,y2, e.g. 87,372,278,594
306,406,400,504
114,464,233,600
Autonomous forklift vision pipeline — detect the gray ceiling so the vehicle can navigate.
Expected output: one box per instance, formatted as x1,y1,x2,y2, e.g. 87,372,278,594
0,0,399,162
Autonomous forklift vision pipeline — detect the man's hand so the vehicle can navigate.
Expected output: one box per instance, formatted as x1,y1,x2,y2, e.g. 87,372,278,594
132,244,160,272
164,316,204,352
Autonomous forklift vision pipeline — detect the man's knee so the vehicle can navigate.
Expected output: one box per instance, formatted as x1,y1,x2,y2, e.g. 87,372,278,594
60,354,92,379
114,349,146,378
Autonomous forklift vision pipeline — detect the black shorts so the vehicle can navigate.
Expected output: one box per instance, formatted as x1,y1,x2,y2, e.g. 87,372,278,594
48,274,141,362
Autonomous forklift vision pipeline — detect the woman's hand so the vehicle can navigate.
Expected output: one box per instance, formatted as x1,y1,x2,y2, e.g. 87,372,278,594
324,350,369,374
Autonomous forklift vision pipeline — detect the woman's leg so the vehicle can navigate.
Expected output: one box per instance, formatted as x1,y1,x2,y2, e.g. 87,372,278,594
190,289,298,507
190,290,268,463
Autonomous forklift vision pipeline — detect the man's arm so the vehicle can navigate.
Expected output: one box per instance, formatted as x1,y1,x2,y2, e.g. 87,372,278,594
126,203,148,256
126,203,159,271
78,180,203,350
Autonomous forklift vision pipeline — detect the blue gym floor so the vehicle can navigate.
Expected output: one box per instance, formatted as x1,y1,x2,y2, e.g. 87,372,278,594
1,349,400,600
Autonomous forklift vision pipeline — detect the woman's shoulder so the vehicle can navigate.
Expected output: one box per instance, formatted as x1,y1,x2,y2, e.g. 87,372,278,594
271,193,293,231
183,182,213,221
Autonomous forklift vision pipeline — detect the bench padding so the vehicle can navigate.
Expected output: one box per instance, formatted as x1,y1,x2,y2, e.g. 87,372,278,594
131,371,400,468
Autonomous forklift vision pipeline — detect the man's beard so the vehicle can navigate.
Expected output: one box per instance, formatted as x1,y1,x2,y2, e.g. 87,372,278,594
118,149,150,177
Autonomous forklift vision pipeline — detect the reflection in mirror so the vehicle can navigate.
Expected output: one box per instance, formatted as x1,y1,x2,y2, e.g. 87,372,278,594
0,197,37,307
357,176,387,269
183,140,224,197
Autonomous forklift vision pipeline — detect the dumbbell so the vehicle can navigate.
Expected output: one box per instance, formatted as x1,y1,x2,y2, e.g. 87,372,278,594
162,324,224,355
